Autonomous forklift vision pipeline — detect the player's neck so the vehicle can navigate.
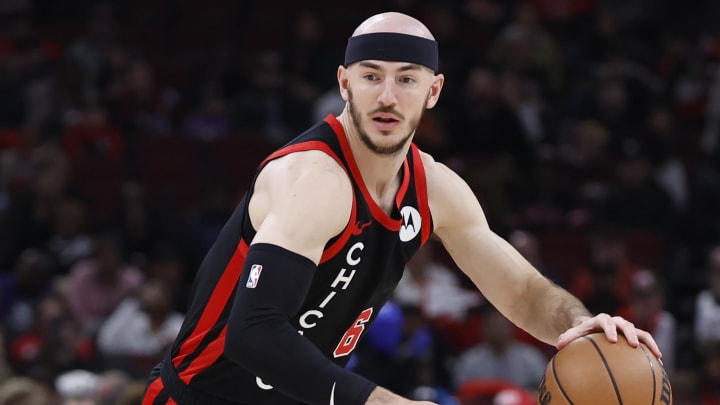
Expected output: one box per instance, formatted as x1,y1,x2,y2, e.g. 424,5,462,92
337,112,409,204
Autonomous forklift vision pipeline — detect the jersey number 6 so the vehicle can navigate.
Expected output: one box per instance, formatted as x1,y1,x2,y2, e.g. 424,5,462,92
333,307,373,358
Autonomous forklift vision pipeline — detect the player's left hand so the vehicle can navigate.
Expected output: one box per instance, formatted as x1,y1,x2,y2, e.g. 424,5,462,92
555,313,662,359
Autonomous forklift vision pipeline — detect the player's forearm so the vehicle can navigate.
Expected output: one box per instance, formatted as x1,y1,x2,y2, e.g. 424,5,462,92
225,313,376,405
225,243,376,405
519,275,592,345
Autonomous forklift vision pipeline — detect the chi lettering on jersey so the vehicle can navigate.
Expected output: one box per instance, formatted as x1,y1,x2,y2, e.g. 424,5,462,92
299,242,364,332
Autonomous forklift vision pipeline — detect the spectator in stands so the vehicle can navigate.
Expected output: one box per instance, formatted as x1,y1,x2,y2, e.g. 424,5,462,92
447,66,532,170
599,140,677,236
55,369,99,405
143,243,190,313
0,146,73,270
0,14,60,130
511,146,574,230
8,292,95,377
61,103,125,163
493,387,536,405
497,71,548,147
0,249,55,336
230,50,310,142
47,196,93,273
63,233,144,336
394,240,481,321
618,269,677,374
568,225,645,314
695,245,720,345
282,11,338,107
112,181,169,264
0,127,43,210
453,304,547,392
56,368,135,405
562,120,614,193
62,2,119,109
351,302,455,404
488,2,564,93
642,105,689,213
107,59,171,137
181,90,231,142
96,279,183,376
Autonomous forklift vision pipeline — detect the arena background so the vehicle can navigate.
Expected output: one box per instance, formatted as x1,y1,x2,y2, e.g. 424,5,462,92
0,0,719,403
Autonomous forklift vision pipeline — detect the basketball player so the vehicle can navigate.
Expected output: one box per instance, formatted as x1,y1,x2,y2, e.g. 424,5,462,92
142,12,662,405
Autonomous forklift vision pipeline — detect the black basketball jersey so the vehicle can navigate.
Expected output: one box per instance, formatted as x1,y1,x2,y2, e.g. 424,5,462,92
162,115,433,404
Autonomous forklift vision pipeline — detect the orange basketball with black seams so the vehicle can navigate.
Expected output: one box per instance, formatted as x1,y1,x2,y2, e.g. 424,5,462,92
537,332,672,404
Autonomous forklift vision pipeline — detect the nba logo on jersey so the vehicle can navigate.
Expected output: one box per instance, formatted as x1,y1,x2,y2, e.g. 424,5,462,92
246,264,263,288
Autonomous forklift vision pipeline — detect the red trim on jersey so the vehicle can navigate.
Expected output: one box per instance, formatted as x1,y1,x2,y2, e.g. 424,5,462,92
178,326,228,383
325,115,403,231
411,144,432,245
260,141,341,167
168,399,178,405
141,378,164,405
172,239,249,368
395,159,410,208
320,197,357,264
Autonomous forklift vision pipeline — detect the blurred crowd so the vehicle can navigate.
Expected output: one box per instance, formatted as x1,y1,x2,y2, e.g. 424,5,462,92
1,0,720,404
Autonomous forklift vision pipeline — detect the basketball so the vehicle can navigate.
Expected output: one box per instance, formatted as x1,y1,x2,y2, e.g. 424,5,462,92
537,332,672,405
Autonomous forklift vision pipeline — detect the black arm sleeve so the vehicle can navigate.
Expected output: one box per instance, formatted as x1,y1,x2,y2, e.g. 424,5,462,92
224,243,377,405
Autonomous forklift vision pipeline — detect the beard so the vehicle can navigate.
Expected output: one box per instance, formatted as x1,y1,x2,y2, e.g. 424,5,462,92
347,86,427,156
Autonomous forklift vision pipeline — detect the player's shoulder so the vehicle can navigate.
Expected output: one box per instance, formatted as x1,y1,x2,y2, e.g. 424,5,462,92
261,149,352,195
255,149,353,221
249,149,353,243
416,149,465,192
416,149,484,229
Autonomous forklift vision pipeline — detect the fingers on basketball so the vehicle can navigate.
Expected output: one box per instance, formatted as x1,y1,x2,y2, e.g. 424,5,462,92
537,332,672,405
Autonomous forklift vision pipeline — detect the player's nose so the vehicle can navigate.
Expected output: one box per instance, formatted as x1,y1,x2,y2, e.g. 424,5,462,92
377,80,398,106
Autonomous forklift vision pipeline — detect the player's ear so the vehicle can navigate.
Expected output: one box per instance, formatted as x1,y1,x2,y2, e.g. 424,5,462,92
338,65,350,102
425,73,444,109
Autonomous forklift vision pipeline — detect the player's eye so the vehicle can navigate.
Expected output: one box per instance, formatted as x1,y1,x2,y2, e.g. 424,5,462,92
400,76,416,84
363,73,379,81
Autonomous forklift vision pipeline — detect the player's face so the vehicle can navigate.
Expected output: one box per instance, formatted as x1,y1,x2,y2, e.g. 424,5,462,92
343,61,441,155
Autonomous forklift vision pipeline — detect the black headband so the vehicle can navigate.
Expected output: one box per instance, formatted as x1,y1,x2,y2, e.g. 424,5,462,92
344,32,439,72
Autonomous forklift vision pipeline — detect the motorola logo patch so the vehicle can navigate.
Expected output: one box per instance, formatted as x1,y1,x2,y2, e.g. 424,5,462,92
399,206,421,242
